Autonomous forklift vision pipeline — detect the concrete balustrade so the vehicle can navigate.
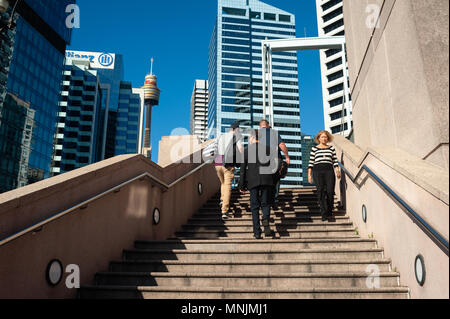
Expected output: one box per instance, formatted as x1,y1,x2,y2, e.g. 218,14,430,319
333,134,449,299
0,148,219,298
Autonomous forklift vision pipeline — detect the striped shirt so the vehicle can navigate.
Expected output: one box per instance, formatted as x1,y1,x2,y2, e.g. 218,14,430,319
308,146,339,169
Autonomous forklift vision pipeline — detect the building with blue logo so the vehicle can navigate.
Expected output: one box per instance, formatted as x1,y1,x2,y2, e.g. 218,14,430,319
50,50,144,176
0,0,76,192
208,0,303,187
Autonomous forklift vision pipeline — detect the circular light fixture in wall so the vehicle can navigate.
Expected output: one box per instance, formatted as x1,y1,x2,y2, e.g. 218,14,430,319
46,259,63,287
362,205,367,223
153,208,161,225
414,254,426,286
198,183,203,195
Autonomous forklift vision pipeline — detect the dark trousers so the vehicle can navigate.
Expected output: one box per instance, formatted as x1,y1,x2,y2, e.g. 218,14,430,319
250,186,273,236
313,167,336,217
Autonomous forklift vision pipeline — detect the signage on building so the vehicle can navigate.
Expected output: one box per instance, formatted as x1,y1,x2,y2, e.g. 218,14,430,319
66,50,116,69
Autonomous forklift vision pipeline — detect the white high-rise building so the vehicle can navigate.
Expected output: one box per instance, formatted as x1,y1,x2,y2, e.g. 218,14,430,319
190,80,209,142
208,0,304,187
316,0,352,136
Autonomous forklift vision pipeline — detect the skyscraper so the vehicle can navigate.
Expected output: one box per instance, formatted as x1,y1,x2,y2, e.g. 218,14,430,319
51,58,103,175
208,0,303,187
301,133,315,186
316,0,352,136
51,50,144,176
0,0,75,192
190,80,209,142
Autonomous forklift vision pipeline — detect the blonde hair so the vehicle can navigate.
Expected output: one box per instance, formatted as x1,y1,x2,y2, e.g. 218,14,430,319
314,130,333,144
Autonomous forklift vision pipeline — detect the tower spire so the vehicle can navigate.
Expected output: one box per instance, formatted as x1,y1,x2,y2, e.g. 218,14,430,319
150,57,154,75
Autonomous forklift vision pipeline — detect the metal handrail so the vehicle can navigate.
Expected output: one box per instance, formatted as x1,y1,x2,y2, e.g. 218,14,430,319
339,162,449,256
0,162,209,247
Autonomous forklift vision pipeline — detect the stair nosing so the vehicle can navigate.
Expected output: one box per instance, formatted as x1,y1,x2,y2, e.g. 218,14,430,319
95,271,400,278
80,285,410,294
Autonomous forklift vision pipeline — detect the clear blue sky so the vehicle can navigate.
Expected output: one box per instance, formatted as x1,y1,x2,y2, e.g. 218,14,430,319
69,0,325,162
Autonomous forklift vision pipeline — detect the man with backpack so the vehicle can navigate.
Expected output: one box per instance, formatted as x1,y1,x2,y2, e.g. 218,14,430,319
214,122,244,219
258,120,290,207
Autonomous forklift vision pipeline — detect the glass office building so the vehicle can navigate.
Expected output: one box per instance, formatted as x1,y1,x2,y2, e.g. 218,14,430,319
51,60,103,175
0,93,35,192
115,81,141,155
0,0,75,191
208,0,303,187
301,133,316,186
51,51,143,175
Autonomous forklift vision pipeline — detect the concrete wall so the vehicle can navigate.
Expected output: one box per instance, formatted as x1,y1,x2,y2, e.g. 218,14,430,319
333,135,449,299
158,135,204,168
343,0,449,170
0,149,219,298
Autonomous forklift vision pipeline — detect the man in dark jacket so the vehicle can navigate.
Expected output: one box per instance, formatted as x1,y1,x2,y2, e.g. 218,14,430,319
259,120,290,207
239,130,278,239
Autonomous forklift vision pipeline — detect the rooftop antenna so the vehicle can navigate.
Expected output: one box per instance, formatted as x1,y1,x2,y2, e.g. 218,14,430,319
150,57,154,75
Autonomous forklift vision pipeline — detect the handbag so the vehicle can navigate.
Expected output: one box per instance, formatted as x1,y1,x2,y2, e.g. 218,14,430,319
279,160,288,179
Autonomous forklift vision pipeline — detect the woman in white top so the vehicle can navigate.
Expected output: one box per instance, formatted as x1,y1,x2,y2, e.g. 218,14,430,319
308,130,341,221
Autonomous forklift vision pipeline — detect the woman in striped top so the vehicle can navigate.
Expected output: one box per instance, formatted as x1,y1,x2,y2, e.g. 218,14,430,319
308,130,341,221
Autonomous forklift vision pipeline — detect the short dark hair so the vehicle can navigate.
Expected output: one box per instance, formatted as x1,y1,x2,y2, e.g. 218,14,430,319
230,121,240,130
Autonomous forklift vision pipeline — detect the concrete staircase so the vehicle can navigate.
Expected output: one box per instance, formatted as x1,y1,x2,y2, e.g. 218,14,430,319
79,187,410,299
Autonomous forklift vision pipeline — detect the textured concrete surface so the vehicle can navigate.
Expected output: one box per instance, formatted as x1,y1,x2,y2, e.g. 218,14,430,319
343,0,449,169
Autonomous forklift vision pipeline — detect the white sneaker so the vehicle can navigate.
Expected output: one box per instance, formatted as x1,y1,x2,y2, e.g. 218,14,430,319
221,212,231,219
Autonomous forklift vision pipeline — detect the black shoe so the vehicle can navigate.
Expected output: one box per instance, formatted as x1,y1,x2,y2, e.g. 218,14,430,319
254,233,262,240
321,216,327,222
262,220,271,236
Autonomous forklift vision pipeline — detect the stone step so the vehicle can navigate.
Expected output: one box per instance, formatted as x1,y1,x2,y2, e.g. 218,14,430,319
109,258,392,273
134,238,377,250
201,202,338,209
93,271,401,288
187,216,350,225
195,210,346,217
122,248,384,262
206,196,326,204
78,286,410,299
174,228,357,239
179,222,354,232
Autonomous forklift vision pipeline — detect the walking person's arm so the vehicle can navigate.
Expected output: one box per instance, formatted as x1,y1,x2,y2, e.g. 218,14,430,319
331,146,341,179
308,148,315,184
279,142,290,165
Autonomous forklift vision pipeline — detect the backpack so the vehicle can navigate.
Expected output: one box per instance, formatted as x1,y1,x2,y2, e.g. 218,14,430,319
223,134,242,168
278,160,288,179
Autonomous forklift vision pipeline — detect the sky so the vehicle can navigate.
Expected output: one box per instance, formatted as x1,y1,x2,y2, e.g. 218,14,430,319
69,0,325,162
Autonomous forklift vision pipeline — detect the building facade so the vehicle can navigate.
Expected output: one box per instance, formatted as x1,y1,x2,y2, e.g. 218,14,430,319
115,81,141,156
51,51,143,176
0,0,75,192
51,59,103,175
190,79,209,142
316,0,352,136
0,93,35,192
301,133,316,186
208,0,303,187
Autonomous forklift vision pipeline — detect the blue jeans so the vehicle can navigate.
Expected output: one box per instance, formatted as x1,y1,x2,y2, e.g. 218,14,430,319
250,186,273,236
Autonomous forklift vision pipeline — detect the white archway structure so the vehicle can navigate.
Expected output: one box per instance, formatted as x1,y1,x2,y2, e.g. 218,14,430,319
261,36,351,135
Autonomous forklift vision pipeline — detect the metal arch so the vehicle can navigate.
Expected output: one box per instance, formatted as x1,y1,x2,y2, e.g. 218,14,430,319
261,36,350,133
